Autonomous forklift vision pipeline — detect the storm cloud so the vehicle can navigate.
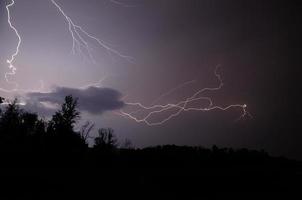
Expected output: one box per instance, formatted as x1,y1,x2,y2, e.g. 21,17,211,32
25,86,125,115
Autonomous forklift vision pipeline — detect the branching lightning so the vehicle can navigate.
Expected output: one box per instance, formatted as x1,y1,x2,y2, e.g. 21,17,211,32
5,0,21,89
119,66,252,126
1,0,251,127
79,75,108,89
50,0,133,63
150,80,197,106
2,0,45,94
126,80,197,116
1,0,131,94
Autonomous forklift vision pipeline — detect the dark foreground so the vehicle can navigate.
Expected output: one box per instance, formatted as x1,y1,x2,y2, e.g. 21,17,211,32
0,145,301,199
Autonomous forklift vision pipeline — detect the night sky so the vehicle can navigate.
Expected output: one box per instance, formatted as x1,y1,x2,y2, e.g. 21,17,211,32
0,0,301,159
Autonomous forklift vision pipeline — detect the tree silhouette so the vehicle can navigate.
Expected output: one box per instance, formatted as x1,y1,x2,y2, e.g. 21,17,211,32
0,95,89,152
46,95,87,152
0,99,22,150
121,138,134,149
48,95,80,134
94,128,118,151
80,121,95,142
0,100,40,151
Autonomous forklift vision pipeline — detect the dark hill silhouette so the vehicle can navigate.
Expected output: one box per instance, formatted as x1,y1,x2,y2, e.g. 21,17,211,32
0,95,301,199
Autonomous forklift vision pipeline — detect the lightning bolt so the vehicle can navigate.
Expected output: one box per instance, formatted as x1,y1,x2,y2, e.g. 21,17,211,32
2,1,251,127
1,0,44,94
50,0,133,63
79,75,108,89
1,0,131,94
4,0,21,89
150,80,197,106
127,80,197,116
119,66,252,126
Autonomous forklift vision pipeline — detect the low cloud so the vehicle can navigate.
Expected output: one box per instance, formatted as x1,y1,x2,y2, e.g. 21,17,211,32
24,86,125,116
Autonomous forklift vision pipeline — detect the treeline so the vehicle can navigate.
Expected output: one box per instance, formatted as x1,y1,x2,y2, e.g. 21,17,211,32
0,96,118,153
0,95,297,167
0,96,301,199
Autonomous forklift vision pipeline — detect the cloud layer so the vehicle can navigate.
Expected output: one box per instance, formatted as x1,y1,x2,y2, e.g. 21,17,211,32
24,86,125,116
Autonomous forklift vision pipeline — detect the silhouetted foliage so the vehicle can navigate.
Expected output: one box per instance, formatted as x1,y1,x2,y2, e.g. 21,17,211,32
80,121,94,142
46,95,86,152
48,95,80,134
94,128,118,151
0,96,87,152
0,100,33,151
121,138,134,149
0,95,300,199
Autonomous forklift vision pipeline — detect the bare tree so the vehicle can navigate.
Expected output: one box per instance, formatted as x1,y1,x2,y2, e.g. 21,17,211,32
80,121,95,141
121,138,134,149
94,128,118,150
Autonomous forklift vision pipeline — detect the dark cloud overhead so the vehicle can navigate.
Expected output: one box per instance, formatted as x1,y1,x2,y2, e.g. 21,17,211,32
26,86,125,115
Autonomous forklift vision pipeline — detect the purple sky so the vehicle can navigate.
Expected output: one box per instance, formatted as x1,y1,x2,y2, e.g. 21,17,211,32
0,0,301,159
